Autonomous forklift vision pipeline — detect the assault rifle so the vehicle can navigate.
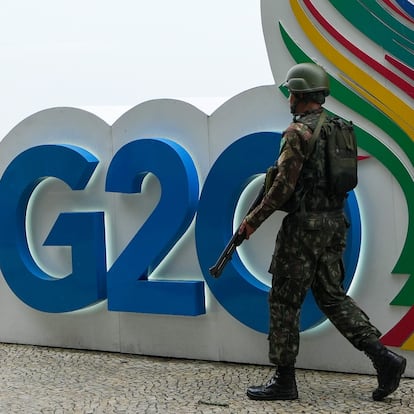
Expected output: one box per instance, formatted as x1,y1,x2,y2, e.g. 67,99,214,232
209,185,265,278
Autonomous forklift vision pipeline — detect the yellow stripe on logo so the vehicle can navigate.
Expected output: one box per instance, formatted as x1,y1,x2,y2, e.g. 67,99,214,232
290,0,414,141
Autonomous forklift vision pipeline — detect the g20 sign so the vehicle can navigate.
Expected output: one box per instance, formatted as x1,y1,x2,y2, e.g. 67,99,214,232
0,105,361,335
0,0,412,360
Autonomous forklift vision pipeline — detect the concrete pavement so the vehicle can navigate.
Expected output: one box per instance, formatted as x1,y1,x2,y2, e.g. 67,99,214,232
0,343,412,413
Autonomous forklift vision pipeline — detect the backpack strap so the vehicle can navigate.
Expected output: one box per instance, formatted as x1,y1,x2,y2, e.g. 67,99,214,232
296,111,327,216
306,111,327,158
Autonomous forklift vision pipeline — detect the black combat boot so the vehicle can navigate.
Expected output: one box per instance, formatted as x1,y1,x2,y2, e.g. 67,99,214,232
246,366,298,400
363,341,406,401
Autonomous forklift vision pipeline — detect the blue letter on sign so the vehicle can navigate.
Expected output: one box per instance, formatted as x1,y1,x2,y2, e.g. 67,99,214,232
106,138,204,316
196,132,361,333
0,144,107,312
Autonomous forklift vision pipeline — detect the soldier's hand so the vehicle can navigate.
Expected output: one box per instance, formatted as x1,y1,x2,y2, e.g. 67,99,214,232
239,219,255,240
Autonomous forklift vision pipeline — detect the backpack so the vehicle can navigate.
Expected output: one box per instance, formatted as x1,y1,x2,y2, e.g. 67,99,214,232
310,112,358,195
265,112,358,213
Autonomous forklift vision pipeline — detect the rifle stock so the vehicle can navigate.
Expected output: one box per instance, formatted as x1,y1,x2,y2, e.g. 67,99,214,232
209,185,265,278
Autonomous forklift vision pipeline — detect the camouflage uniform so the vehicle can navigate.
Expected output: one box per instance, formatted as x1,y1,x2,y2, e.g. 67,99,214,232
245,109,381,366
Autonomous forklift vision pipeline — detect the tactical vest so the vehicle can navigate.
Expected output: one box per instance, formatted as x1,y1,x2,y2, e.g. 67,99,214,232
285,113,345,213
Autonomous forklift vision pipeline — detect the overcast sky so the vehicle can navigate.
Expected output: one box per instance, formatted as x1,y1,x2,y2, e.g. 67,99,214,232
0,0,274,133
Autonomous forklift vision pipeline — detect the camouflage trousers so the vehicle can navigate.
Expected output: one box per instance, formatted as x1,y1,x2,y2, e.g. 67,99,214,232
268,210,381,366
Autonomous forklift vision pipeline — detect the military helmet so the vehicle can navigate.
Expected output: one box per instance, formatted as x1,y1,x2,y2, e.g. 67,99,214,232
284,63,330,96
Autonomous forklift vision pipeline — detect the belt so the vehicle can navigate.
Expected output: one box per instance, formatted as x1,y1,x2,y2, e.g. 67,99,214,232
290,209,344,219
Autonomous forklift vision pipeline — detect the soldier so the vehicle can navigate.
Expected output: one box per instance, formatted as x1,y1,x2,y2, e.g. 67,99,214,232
238,62,406,402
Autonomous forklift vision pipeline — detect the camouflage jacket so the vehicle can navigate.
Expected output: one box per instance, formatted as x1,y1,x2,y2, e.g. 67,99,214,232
245,108,344,229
